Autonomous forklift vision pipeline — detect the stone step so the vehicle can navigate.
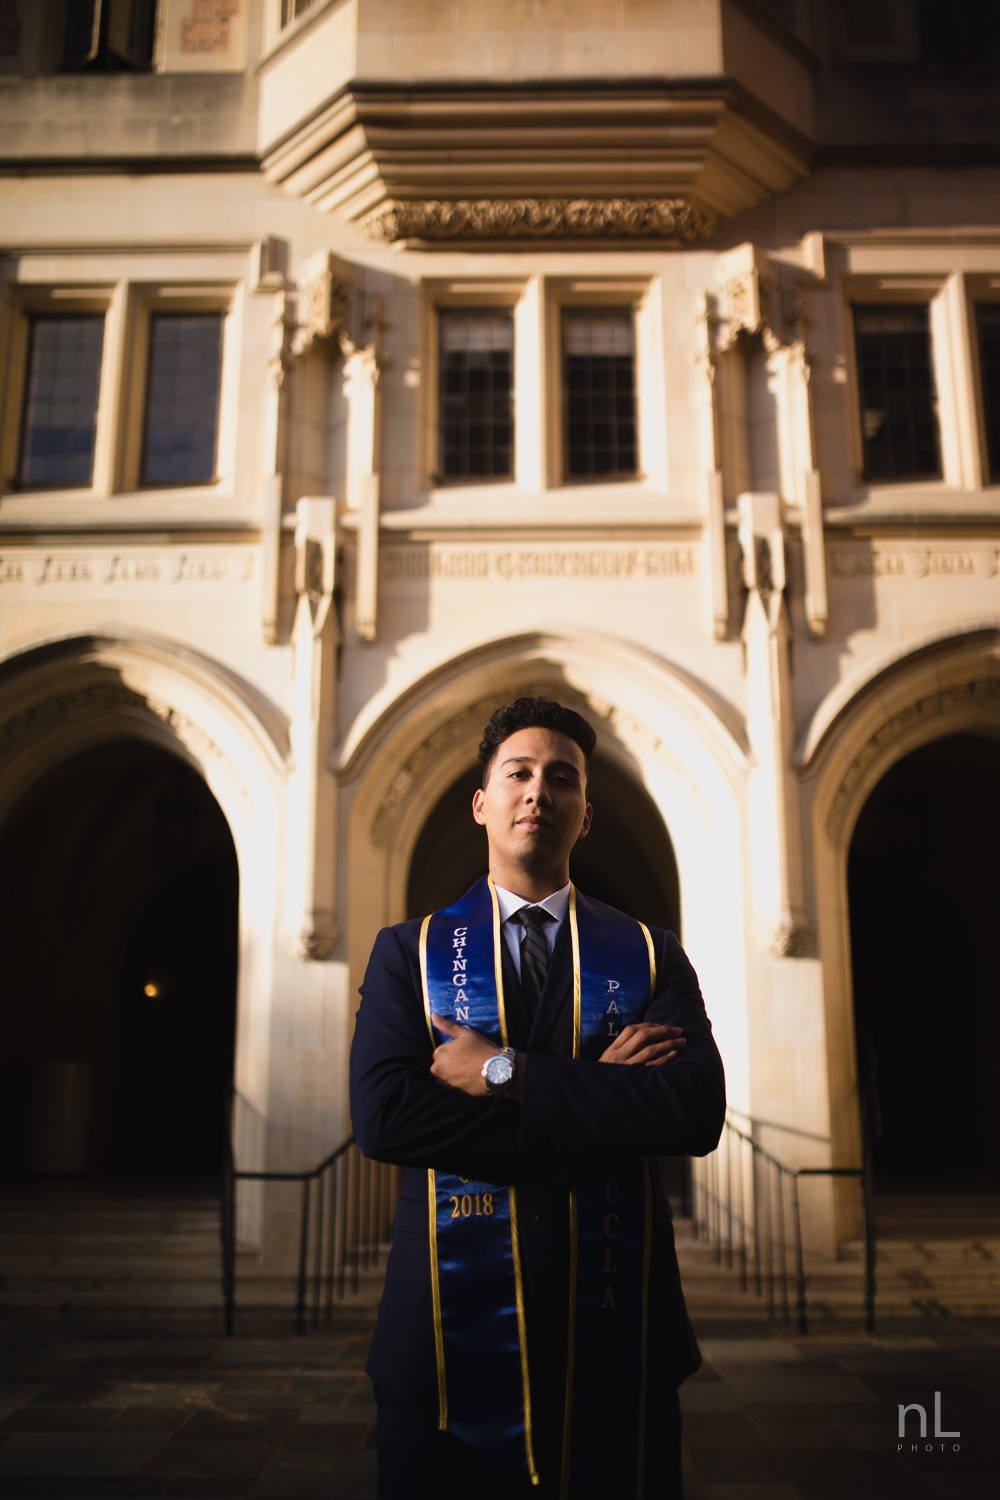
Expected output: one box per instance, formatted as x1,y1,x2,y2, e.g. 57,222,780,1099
0,1234,224,1258
840,1237,1000,1262
0,1264,387,1315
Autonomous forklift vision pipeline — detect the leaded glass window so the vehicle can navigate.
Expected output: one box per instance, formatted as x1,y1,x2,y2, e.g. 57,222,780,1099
438,310,514,481
19,316,105,489
854,304,941,481
142,314,223,486
562,309,637,480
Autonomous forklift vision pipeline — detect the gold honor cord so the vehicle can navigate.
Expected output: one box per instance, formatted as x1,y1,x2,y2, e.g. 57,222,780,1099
419,913,434,1042
560,885,583,1499
426,1170,448,1430
508,1186,540,1486
638,920,656,999
487,878,535,1480
486,875,510,1048
636,1157,654,1499
419,915,449,1429
559,1187,579,1500
568,885,582,1060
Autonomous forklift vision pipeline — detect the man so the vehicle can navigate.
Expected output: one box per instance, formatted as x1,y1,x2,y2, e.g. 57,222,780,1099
351,697,725,1499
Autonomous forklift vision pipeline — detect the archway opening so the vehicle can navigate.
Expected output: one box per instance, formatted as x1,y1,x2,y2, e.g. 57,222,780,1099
406,752,680,933
848,731,1000,1199
0,738,238,1181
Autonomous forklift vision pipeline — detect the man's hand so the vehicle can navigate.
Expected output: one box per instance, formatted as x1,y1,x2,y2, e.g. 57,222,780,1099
599,1023,685,1067
431,1015,523,1097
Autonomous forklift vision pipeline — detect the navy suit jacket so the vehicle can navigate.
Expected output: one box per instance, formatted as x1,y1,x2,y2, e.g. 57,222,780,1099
349,880,726,1406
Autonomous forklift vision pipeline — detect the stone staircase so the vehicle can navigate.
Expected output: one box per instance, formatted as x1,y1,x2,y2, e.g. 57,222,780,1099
4,1183,997,1325
0,1180,385,1318
674,1192,1000,1324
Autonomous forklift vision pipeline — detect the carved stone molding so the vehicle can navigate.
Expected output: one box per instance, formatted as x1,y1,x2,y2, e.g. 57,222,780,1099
369,678,710,848
260,78,810,232
760,922,809,958
290,252,352,361
0,683,148,754
291,913,340,962
363,198,716,245
0,682,246,801
825,678,1000,838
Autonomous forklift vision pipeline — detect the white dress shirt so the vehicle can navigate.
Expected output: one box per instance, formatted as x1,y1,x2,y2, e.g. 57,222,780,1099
492,881,570,980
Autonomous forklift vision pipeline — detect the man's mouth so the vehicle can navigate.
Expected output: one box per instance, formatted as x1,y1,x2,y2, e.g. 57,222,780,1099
516,815,551,830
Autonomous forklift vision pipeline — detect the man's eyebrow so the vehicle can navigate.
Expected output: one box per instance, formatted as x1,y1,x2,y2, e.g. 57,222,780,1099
499,755,581,775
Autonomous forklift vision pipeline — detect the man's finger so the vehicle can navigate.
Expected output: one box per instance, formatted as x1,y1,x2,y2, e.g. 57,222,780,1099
603,1027,685,1062
431,1012,460,1038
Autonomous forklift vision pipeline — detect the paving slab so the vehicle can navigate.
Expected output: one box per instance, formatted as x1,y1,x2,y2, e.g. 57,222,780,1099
0,1310,994,1497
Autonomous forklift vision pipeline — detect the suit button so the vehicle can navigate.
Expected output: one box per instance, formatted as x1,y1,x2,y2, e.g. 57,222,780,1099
523,1209,542,1226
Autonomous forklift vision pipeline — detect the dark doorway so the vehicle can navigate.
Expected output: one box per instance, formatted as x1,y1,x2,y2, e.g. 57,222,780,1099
0,739,238,1179
406,753,680,933
848,732,1000,1191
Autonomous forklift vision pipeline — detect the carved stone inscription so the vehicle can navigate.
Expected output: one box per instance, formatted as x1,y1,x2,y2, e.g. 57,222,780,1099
181,0,240,54
382,544,698,584
831,548,999,579
0,551,255,588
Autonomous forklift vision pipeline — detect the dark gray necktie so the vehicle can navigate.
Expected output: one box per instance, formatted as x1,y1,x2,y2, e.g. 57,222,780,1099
514,907,551,1014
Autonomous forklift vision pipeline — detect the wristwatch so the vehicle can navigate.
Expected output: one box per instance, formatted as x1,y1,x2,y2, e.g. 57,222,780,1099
481,1047,517,1097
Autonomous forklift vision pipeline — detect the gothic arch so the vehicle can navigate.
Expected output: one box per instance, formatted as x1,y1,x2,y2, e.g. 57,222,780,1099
0,630,290,1155
801,629,1000,1197
339,631,752,1108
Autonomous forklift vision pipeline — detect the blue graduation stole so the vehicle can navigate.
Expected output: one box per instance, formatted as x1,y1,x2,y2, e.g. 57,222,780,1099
419,875,657,1494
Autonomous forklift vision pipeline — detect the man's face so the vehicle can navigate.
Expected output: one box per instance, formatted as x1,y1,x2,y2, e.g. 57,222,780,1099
472,725,592,886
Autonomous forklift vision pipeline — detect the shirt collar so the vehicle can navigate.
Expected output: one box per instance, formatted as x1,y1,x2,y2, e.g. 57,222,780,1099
493,880,571,926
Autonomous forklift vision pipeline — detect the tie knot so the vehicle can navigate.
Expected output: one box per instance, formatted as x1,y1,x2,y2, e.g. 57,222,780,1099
515,906,550,933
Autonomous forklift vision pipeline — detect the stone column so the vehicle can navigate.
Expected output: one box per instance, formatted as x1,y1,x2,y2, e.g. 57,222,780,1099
343,313,384,643
285,498,340,961
738,491,808,956
696,291,729,642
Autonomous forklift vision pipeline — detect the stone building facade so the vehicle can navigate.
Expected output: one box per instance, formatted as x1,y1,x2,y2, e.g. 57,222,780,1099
2,0,998,1262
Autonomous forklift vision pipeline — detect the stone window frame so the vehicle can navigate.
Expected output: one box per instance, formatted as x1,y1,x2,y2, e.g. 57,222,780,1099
0,283,120,501
841,274,972,499
965,275,1000,489
433,305,516,488
0,276,239,513
420,279,529,497
417,274,665,506
118,284,238,496
545,276,665,493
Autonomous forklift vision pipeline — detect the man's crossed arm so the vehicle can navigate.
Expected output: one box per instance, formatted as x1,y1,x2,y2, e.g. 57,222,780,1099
430,1014,686,1099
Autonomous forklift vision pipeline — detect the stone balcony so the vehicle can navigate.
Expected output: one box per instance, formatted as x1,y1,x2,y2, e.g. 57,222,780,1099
257,0,815,246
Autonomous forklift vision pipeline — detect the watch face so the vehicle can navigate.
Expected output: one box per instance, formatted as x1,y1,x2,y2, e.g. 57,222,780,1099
484,1054,514,1090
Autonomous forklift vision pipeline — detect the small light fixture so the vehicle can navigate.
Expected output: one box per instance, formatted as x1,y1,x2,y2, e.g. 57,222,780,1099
144,982,159,999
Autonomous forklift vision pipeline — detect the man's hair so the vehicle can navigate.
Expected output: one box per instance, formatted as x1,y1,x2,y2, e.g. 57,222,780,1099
477,697,597,786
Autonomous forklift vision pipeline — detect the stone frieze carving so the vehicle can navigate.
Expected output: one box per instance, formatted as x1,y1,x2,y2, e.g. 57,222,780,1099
292,913,340,962
0,683,247,802
363,197,717,244
760,922,808,959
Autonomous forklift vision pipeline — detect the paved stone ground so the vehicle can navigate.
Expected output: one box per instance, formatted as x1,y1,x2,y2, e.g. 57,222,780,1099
0,1310,996,1498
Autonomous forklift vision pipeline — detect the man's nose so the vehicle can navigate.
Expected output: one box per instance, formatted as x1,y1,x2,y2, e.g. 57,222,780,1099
526,775,551,803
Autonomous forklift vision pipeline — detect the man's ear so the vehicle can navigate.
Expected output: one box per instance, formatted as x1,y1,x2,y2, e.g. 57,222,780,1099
577,802,593,840
472,787,487,826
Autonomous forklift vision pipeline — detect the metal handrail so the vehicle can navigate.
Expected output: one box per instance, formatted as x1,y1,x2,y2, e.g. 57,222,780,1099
694,1112,876,1334
221,1091,400,1334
